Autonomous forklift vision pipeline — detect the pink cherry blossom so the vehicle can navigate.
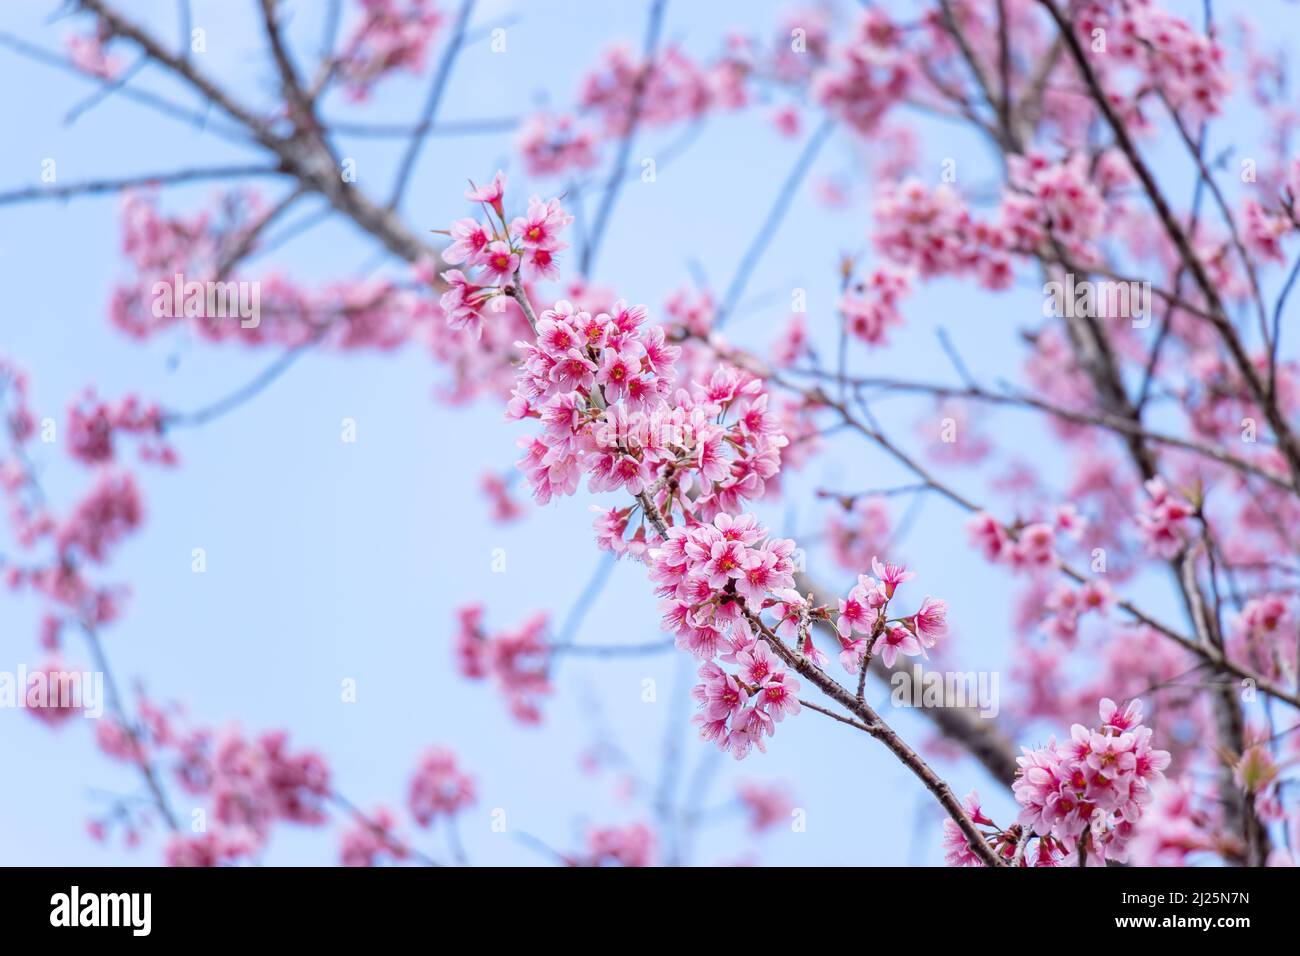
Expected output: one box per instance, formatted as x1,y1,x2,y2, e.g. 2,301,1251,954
408,747,476,826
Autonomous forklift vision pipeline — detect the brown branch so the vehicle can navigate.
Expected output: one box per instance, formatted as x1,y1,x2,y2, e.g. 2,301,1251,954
734,354,1300,713
0,165,285,205
785,369,1290,490
743,609,1006,867
794,569,1021,786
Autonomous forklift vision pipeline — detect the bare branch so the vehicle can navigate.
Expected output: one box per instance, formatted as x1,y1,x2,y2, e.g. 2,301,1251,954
0,165,284,206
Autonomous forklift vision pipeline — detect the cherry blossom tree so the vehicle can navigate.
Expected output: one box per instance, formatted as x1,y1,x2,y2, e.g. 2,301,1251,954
2,0,1299,867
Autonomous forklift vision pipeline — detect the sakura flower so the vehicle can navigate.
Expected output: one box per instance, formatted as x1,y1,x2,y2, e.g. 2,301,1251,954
1010,523,1056,570
694,660,748,720
872,623,923,668
871,556,914,598
838,637,869,674
1079,580,1114,615
942,791,993,867
736,639,780,686
1052,504,1088,540
595,342,645,403
450,607,551,722
756,673,802,721
967,511,1008,561
837,587,877,638
439,269,487,338
910,596,948,648
510,196,573,251
1136,478,1193,558
466,170,507,215
442,218,491,266
524,246,561,281
479,241,519,283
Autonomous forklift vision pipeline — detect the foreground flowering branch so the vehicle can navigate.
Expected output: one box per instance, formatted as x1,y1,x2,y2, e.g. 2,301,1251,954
7,0,1300,866
431,169,1189,865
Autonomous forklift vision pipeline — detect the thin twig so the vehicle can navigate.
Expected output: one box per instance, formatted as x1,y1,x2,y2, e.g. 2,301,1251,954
580,0,668,276
715,116,835,328
387,0,477,210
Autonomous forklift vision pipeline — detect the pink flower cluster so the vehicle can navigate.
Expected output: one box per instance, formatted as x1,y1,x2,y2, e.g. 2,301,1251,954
67,390,173,466
579,45,742,136
164,830,259,868
113,192,429,350
336,0,443,101
1231,595,1298,682
585,822,656,867
479,471,524,523
23,658,85,727
54,471,144,565
1080,0,1231,122
769,314,808,368
147,723,332,866
1001,153,1107,262
811,9,911,134
691,640,802,761
872,179,1012,289
645,514,805,759
649,514,798,657
1135,477,1194,557
510,298,677,428
835,558,948,670
972,504,1089,573
839,265,910,347
408,746,476,826
340,749,476,866
1242,197,1293,264
737,780,795,832
824,495,891,572
66,26,121,80
181,729,332,834
440,173,573,338
873,153,1114,292
517,112,599,179
1042,578,1114,642
452,605,551,723
163,734,478,867
507,294,787,528
339,806,408,867
85,678,482,866
1013,698,1172,865
1,364,150,632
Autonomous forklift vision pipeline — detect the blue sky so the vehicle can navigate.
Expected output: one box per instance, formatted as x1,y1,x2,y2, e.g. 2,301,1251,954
0,0,1290,866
